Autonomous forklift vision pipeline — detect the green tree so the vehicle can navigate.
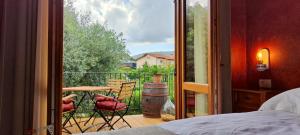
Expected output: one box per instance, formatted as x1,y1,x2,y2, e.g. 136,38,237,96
63,1,130,86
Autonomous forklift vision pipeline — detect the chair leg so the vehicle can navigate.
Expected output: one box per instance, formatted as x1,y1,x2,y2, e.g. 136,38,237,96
63,114,73,127
110,111,132,128
62,127,72,134
82,111,99,133
62,111,75,127
119,111,131,128
84,111,96,126
91,116,97,125
68,120,73,127
71,115,84,133
96,110,115,131
62,111,77,134
108,111,118,130
122,117,132,128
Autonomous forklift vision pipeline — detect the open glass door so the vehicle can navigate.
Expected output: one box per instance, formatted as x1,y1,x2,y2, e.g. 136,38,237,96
177,0,213,118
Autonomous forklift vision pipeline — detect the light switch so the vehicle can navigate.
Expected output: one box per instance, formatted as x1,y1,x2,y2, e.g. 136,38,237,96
259,79,272,89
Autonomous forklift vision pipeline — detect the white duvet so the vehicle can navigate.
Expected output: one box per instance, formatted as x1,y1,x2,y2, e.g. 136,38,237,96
80,88,300,135
160,111,300,135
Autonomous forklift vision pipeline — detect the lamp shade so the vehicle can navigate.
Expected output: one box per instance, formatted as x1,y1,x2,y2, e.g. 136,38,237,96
256,48,270,71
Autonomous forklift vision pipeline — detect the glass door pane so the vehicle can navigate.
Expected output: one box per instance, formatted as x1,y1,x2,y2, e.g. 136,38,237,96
184,90,208,117
181,0,211,118
184,0,209,84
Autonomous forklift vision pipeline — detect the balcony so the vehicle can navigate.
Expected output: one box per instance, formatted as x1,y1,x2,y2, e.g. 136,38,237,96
62,72,175,134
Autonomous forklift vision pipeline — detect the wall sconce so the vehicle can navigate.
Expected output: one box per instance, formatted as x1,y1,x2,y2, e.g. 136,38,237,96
256,48,270,72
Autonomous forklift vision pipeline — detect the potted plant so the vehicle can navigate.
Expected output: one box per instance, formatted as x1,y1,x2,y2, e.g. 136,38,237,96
152,66,163,83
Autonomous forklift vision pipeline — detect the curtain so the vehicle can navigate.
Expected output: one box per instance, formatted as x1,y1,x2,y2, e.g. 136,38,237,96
33,0,48,134
0,0,39,134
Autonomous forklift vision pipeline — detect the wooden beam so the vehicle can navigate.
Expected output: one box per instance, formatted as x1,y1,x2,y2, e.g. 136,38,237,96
175,0,183,119
182,83,209,93
48,0,64,134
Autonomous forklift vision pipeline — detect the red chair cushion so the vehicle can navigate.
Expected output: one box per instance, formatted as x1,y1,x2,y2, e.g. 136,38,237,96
62,98,74,104
62,102,75,112
96,101,127,111
95,94,115,102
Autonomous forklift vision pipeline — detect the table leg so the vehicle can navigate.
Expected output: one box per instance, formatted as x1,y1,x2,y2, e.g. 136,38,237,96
82,92,97,127
69,92,88,133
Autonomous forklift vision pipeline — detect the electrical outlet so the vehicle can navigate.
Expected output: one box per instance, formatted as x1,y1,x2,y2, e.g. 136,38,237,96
259,79,272,89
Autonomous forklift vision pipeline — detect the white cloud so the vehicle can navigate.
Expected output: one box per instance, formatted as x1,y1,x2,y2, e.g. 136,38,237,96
126,0,174,43
187,0,208,7
72,0,174,45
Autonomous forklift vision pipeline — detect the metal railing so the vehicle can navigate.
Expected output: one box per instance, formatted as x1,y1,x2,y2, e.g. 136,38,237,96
63,72,175,115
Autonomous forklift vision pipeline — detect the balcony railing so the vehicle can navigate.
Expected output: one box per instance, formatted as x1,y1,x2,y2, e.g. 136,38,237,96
63,72,175,115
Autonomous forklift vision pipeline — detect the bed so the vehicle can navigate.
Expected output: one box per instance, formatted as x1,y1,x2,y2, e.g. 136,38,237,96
78,88,300,135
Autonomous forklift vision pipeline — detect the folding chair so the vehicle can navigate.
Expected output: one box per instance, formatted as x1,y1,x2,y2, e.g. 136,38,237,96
94,82,136,131
106,79,127,94
83,79,126,127
62,94,83,134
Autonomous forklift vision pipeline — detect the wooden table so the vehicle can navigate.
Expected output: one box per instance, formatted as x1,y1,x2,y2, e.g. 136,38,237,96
63,86,112,133
63,86,112,92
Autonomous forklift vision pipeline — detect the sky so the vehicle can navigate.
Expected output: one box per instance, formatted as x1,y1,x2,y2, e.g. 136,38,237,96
72,0,175,56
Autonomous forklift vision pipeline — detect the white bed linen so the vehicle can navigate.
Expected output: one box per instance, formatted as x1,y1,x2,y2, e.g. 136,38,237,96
259,88,300,115
160,111,300,135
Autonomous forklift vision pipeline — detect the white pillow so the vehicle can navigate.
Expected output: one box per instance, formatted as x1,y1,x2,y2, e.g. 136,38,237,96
259,87,300,115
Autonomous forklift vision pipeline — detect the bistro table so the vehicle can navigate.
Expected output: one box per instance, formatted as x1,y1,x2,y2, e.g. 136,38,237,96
63,86,112,92
63,86,113,110
63,86,112,133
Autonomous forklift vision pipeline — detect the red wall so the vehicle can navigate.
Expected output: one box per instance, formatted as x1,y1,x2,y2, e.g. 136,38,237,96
231,0,247,88
231,0,300,90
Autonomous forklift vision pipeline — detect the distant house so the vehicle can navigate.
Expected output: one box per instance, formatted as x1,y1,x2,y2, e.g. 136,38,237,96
136,53,175,68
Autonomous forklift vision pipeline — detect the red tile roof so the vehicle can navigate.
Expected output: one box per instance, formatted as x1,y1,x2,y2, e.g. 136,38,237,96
137,53,175,60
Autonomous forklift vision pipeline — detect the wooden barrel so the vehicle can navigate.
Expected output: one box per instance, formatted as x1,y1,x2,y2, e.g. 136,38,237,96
142,83,168,118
